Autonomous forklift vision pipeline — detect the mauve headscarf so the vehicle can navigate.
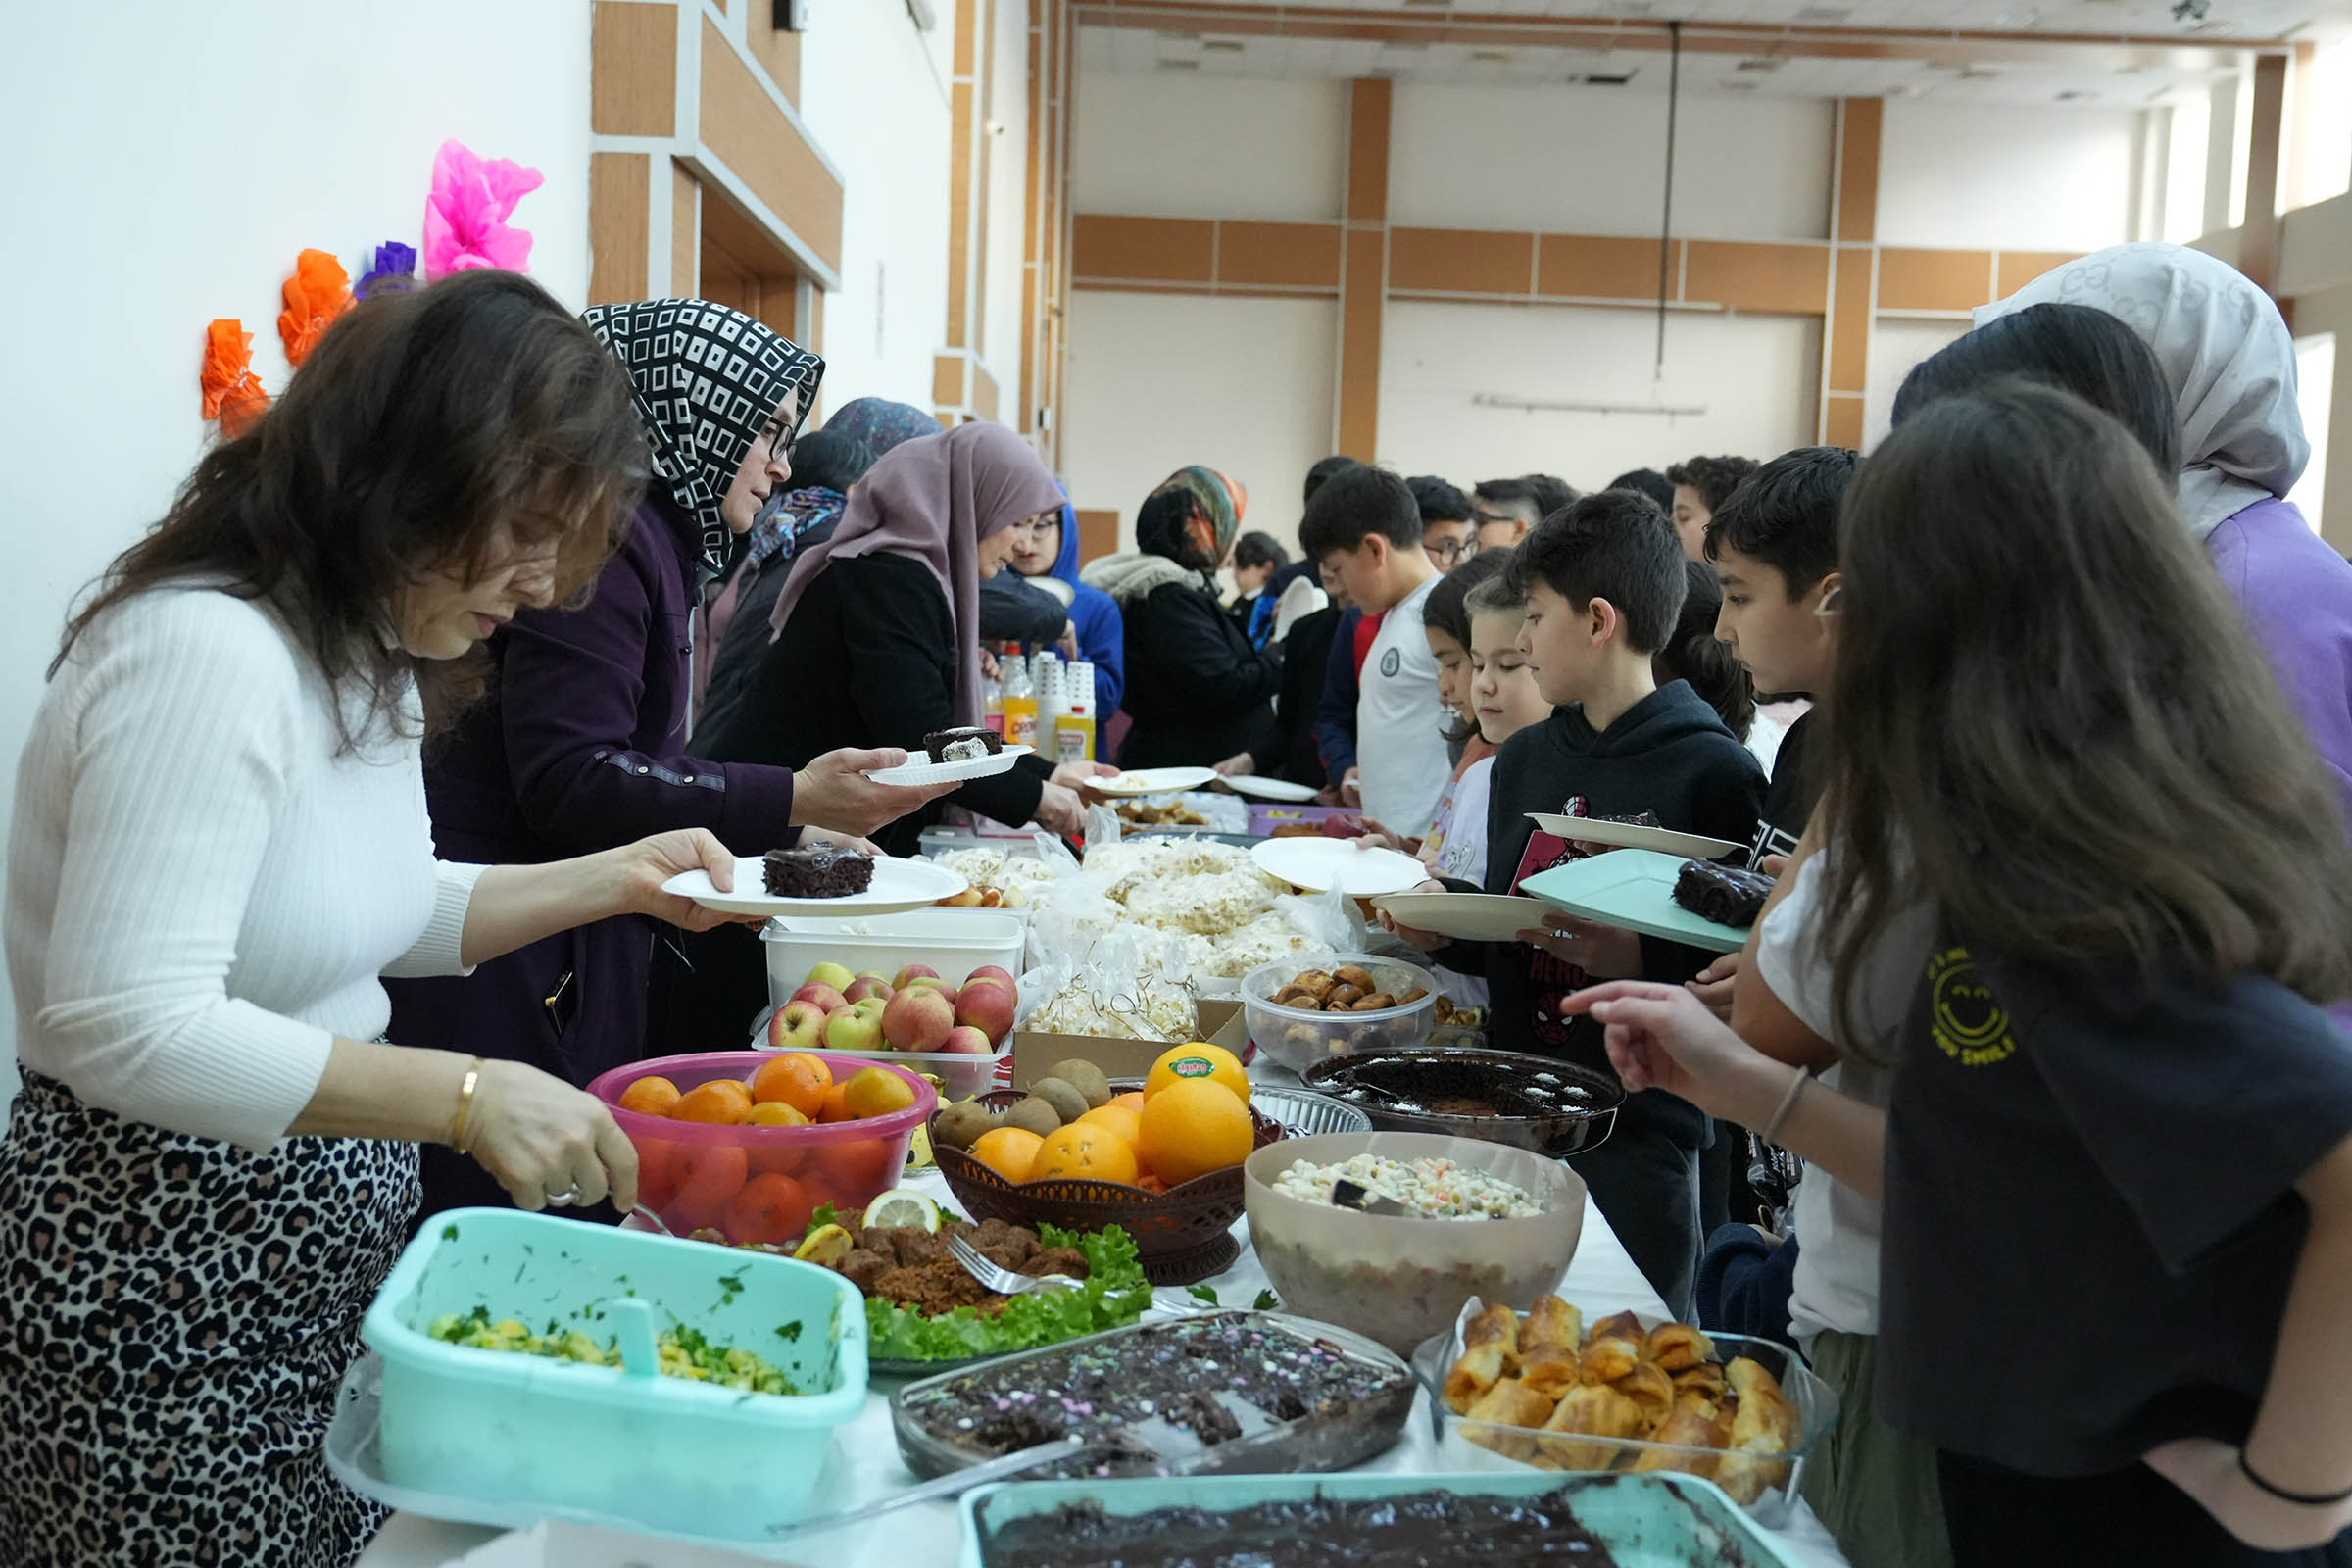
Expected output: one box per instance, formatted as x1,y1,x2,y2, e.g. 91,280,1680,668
767,422,1064,726
1977,243,2308,540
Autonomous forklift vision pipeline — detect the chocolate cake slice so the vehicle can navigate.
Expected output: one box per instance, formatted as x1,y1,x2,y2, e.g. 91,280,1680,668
922,726,1003,763
761,844,874,899
1672,858,1775,927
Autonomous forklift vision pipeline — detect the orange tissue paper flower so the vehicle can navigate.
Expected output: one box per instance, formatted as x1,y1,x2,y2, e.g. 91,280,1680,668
201,319,270,438
277,249,353,368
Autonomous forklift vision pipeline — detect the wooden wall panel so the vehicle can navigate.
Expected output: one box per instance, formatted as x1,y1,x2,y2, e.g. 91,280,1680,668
1828,247,1873,393
934,355,967,409
1076,509,1121,564
1537,235,1672,302
1824,393,1866,450
589,152,651,305
1878,248,1993,313
1072,214,1215,282
1685,241,1831,315
699,17,844,271
1836,98,1883,244
974,367,1001,423
1348,78,1392,223
1388,227,1536,296
750,17,801,107
1338,226,1385,460
1993,249,2080,297
671,161,700,297
1218,221,1344,289
593,2,676,137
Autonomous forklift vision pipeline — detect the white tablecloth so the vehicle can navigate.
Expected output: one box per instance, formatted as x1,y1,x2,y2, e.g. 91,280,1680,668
362,1146,1851,1567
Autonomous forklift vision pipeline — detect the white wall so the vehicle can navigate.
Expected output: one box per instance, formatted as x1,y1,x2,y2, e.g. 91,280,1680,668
0,0,595,1083
1879,101,2139,251
1391,84,1834,241
980,0,1034,412
1062,292,1339,553
1863,318,1972,449
1074,75,1346,221
1375,302,1822,490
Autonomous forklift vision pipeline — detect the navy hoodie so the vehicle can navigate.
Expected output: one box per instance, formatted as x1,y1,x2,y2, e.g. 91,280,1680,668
1438,679,1765,1143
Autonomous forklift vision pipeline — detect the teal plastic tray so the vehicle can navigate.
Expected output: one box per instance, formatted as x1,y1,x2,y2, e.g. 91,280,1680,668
363,1207,867,1541
1521,848,1751,954
958,1470,1813,1567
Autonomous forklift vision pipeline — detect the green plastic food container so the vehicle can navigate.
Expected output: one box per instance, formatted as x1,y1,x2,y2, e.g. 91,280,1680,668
363,1207,867,1539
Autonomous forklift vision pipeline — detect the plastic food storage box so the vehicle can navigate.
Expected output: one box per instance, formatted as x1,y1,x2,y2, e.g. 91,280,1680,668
363,1207,868,1540
958,1470,1812,1568
586,1051,936,1242
748,1004,1012,1101
762,909,1027,1013
1242,953,1438,1074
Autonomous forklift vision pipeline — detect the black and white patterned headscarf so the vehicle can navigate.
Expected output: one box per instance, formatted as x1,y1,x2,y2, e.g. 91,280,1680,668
582,299,826,575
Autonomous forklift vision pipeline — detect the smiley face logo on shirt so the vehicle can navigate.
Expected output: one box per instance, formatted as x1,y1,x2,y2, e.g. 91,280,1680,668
1926,946,2017,1067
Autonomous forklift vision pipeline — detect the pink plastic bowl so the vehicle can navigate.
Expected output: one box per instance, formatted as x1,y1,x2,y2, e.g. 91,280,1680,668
586,1051,937,1246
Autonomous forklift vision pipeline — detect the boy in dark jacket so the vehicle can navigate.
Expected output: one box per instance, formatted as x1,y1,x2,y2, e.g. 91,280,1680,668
1394,490,1764,1315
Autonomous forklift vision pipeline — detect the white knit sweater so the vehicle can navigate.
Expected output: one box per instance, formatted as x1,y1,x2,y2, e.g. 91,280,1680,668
6,589,484,1152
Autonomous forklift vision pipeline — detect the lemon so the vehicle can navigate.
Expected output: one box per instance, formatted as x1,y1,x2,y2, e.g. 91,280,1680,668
861,1187,943,1233
794,1223,854,1266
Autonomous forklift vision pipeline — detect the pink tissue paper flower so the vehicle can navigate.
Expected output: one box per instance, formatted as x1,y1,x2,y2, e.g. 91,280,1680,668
421,138,545,280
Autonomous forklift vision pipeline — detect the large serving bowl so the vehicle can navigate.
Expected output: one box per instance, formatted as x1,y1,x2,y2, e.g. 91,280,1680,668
1242,955,1440,1075
1300,1047,1621,1158
1243,1131,1587,1353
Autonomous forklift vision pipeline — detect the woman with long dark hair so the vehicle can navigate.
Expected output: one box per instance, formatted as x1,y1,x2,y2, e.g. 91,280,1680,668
0,271,757,1566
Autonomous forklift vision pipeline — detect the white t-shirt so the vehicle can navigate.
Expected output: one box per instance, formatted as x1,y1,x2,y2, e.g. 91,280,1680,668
1355,576,1450,839
1424,756,1494,1006
1751,848,1936,1342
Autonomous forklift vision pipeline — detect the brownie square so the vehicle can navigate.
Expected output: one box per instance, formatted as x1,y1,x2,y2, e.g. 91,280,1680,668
1672,858,1775,926
761,844,875,899
922,727,1003,764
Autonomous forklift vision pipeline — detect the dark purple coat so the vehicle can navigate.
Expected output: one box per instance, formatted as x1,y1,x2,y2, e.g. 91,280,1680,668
388,492,800,1219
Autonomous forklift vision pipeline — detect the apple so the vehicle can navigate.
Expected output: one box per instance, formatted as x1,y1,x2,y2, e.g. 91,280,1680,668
823,1004,884,1053
893,963,941,990
940,1025,995,1056
966,965,1015,991
852,996,888,1015
790,982,847,1014
805,961,856,993
767,999,828,1052
843,976,895,1005
854,970,890,983
905,976,958,1002
954,978,1018,1046
882,987,956,1053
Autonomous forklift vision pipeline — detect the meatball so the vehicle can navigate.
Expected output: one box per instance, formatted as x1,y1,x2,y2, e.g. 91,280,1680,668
1022,1247,1090,1281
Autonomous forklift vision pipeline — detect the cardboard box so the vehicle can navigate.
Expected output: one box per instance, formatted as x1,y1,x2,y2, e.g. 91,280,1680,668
1009,998,1247,1091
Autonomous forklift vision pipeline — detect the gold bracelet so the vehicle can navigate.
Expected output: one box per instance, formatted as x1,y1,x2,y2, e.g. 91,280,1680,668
449,1057,485,1154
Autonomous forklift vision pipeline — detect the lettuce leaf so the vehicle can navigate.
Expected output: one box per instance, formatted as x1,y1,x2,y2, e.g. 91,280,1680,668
862,1221,1152,1362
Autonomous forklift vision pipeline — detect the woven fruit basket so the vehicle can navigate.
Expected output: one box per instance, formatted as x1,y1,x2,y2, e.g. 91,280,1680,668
931,1088,1288,1285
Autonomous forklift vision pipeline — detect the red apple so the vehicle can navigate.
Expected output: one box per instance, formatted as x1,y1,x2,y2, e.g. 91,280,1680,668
892,963,941,990
965,965,1015,991
843,976,895,1006
823,1004,885,1053
805,961,856,993
954,978,1018,1046
904,976,958,1003
790,982,847,1014
940,1026,995,1056
767,999,828,1052
882,987,956,1053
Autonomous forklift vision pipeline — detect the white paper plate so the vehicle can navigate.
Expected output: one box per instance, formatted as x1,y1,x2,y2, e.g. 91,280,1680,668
1217,773,1321,803
1250,836,1431,897
1093,765,1221,797
1372,892,1555,944
1527,813,1744,861
865,745,1033,786
663,854,967,917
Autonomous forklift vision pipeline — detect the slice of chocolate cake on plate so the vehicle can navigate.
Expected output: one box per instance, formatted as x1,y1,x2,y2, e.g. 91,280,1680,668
762,843,875,899
1671,859,1774,927
922,726,1003,764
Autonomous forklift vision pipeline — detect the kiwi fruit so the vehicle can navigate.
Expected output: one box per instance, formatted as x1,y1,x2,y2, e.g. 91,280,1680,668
932,1101,999,1151
1048,1059,1113,1109
1002,1095,1064,1138
1029,1076,1092,1125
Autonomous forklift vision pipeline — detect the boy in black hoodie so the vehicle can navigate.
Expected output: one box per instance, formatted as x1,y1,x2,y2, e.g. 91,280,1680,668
1396,491,1764,1315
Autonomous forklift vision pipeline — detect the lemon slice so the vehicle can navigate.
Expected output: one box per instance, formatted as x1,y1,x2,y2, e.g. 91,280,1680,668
794,1223,854,1266
862,1188,942,1233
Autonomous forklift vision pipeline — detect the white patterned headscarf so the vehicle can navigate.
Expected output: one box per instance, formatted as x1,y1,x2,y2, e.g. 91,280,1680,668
581,299,825,574
1977,243,2307,539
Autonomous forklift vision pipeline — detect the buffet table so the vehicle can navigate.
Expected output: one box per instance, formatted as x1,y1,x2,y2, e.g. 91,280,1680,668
360,1154,1852,1567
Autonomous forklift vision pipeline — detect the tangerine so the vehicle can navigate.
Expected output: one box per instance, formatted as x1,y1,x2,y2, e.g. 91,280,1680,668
1137,1078,1252,1187
968,1127,1046,1183
842,1066,917,1121
668,1143,750,1233
1107,1091,1147,1114
749,1053,832,1118
817,1082,856,1123
617,1075,682,1118
723,1172,814,1247
1028,1124,1140,1185
809,1135,895,1199
1143,1043,1250,1104
744,1101,811,1175
635,1137,683,1209
673,1079,755,1125
1074,1104,1143,1150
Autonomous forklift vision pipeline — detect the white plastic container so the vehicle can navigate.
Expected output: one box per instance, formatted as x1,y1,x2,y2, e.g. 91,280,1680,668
762,909,1026,1011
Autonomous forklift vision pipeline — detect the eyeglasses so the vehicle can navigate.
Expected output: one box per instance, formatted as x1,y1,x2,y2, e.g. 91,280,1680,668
1427,538,1475,564
1007,514,1063,538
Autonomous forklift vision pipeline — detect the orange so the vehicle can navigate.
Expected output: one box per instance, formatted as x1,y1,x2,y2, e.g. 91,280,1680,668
1075,1104,1142,1150
750,1053,832,1119
723,1172,814,1247
842,1066,917,1122
968,1127,1046,1183
1028,1124,1140,1185
668,1143,750,1233
617,1075,682,1118
1137,1078,1253,1187
1144,1043,1250,1104
635,1137,683,1209
744,1101,811,1176
673,1079,755,1125
809,1135,894,1200
817,1082,856,1123
1108,1091,1147,1114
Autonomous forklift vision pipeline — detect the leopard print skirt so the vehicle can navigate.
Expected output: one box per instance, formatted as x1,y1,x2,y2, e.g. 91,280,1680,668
0,1070,420,1568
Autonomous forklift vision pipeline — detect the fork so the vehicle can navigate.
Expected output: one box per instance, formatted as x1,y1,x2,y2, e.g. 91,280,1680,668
946,1233,1208,1316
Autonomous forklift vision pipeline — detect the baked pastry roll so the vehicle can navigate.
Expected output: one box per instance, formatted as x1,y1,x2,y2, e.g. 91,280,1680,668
1611,1359,1675,1434
1671,1361,1730,1401
1517,1342,1582,1402
1643,1321,1714,1372
1630,1392,1734,1478
1463,1377,1555,1462
1537,1382,1647,1472
1579,1320,1642,1384
1522,1295,1582,1352
1718,1356,1800,1503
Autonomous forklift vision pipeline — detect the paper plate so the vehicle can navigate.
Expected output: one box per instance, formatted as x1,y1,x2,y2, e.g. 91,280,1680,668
1094,765,1221,797
1372,892,1555,944
865,745,1033,786
1217,773,1321,803
1518,848,1750,954
1250,837,1431,898
1527,813,1744,861
663,855,968,918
